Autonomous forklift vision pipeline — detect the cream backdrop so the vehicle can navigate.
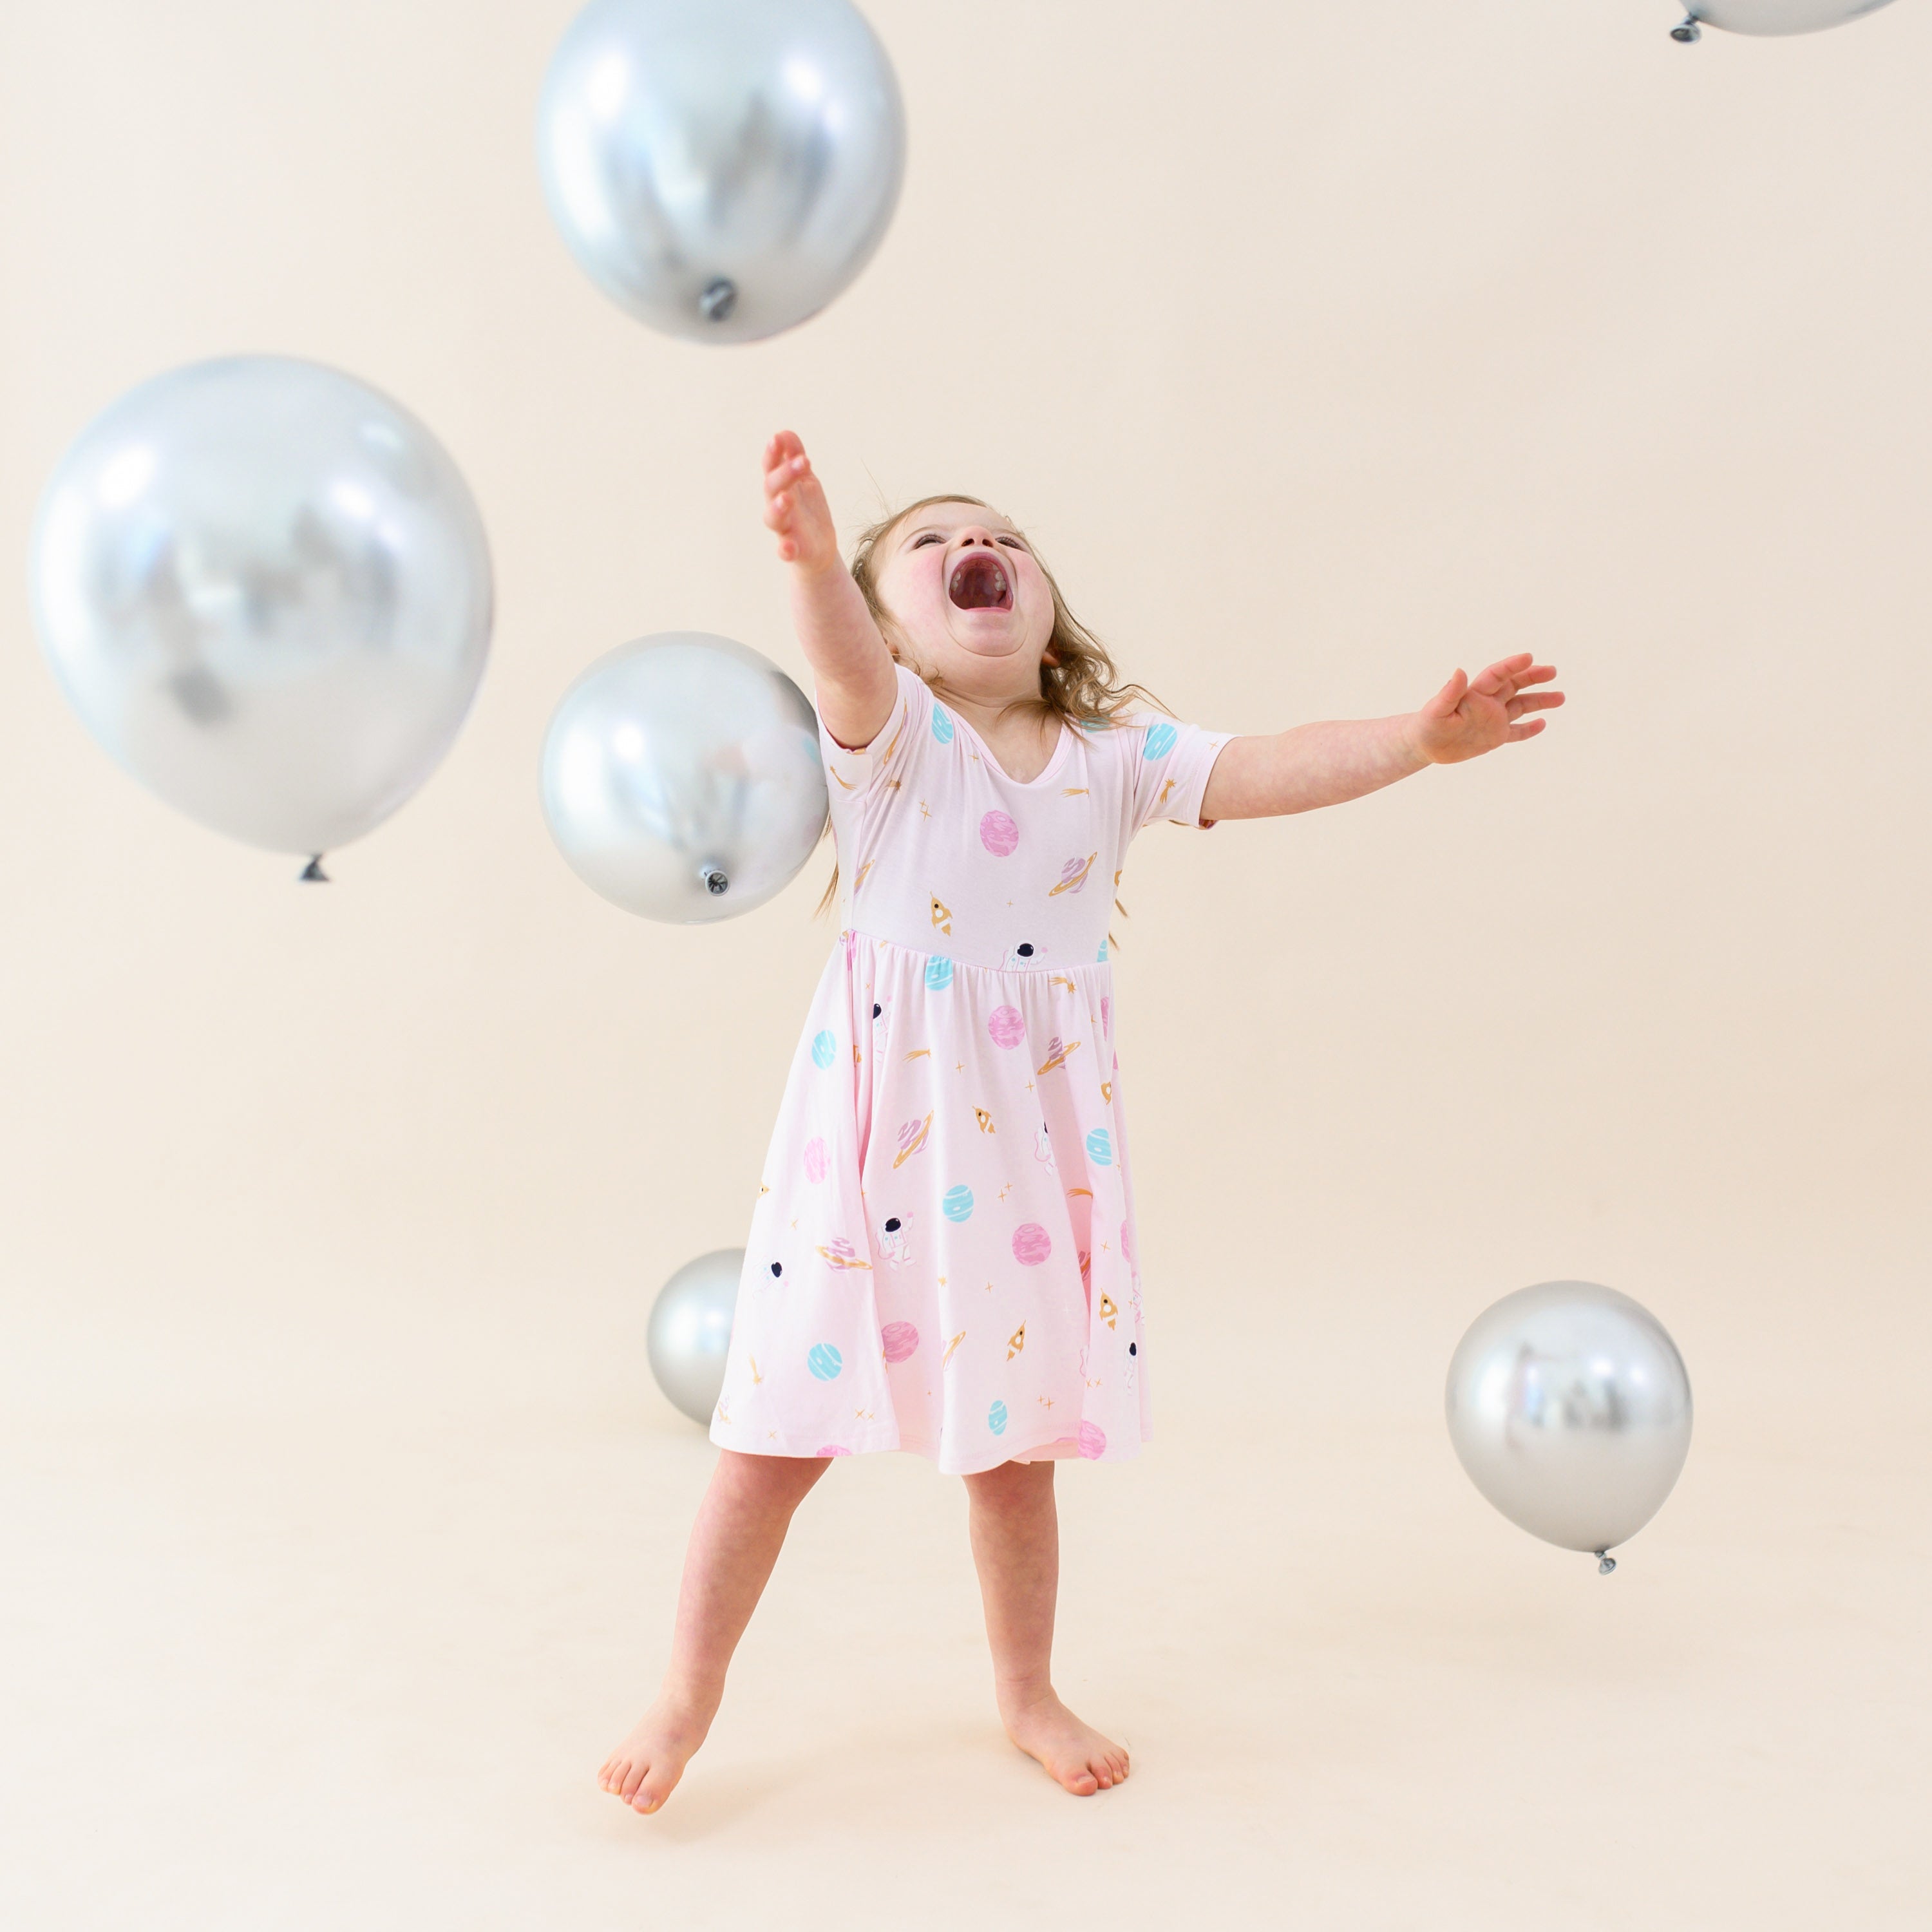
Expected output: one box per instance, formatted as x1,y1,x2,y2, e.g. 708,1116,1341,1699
2,2,1927,1927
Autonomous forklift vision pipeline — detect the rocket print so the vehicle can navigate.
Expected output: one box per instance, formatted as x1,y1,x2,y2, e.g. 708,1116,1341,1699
1036,1036,1081,1074
1099,1294,1118,1331
1101,1081,1113,1103
1034,1124,1056,1169
1007,1321,1027,1359
931,893,952,934
1156,777,1176,810
893,1113,933,1168
974,1107,996,1133
1049,853,1097,896
943,1331,967,1367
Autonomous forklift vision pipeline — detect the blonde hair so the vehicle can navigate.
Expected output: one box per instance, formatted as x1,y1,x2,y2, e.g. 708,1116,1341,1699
815,495,1164,925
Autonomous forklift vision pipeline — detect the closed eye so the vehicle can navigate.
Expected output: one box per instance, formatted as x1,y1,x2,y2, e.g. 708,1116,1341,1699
911,532,943,547
998,536,1027,550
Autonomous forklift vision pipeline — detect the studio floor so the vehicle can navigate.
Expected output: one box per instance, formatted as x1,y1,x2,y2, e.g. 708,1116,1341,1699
5,1253,1924,1932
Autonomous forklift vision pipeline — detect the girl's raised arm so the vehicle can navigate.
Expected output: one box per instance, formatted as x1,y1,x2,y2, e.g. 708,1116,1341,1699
1198,654,1564,820
762,431,897,752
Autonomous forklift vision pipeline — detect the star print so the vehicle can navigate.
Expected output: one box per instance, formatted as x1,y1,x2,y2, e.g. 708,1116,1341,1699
918,800,933,819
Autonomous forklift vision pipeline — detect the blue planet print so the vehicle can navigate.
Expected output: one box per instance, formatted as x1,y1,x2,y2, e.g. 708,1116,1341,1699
810,1030,837,1068
1085,1127,1113,1166
942,1185,974,1222
925,955,954,992
1097,938,1109,961
1142,721,1178,760
808,1343,843,1381
931,706,955,744
988,1399,1009,1435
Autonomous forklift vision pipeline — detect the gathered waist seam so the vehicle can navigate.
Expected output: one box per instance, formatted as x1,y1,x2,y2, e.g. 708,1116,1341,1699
840,928,1112,978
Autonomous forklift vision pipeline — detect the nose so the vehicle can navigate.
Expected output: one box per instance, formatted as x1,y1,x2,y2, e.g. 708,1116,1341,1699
955,527,998,549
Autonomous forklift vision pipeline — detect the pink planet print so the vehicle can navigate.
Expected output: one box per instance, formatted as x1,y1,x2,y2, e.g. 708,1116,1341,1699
817,1444,853,1457
1078,1420,1107,1460
1101,995,1111,1037
880,1320,920,1364
1012,1222,1052,1266
803,1137,829,1183
980,810,1019,857
988,1005,1025,1050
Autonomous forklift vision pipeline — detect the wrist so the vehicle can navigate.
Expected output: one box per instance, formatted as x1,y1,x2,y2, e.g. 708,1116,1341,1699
1399,712,1435,770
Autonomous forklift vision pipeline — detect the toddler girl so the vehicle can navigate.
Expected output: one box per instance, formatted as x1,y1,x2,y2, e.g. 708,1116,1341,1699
600,431,1563,1812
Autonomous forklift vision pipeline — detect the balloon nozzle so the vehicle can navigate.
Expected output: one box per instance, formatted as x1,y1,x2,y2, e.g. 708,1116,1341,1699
1596,1549,1616,1575
299,855,330,884
700,865,729,896
1670,16,1701,41
699,278,739,324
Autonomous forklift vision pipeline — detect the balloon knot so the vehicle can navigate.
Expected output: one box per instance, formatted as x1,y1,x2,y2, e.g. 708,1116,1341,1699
299,855,330,884
699,278,739,324
1670,16,1701,41
1596,1549,1617,1575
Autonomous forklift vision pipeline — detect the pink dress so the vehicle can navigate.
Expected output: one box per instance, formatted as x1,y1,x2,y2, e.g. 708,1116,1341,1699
710,662,1231,1475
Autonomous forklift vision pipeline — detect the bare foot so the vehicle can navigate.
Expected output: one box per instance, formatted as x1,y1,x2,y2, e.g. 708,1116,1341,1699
1001,1688,1130,1795
598,1688,714,1815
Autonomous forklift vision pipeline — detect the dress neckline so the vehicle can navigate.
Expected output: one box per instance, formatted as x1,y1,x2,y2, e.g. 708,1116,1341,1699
945,703,1074,788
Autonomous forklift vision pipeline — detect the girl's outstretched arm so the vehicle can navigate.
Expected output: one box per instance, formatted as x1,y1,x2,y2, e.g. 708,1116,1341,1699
762,431,896,750
1198,653,1563,822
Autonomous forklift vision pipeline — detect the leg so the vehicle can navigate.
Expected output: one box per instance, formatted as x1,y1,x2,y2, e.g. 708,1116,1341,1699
961,1457,1130,1795
600,1448,830,1814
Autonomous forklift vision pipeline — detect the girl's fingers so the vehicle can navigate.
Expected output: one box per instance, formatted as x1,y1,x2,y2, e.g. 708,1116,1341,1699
1515,662,1558,685
1516,690,1564,712
1506,717,1546,741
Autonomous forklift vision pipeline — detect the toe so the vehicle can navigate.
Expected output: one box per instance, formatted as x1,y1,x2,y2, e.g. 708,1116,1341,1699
1065,1766,1099,1795
618,1758,649,1802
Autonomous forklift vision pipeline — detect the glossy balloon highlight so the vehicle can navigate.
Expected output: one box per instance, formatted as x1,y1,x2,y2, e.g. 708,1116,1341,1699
536,0,905,343
540,632,828,923
1674,0,1896,37
648,1248,743,1424
1445,1281,1692,1570
30,356,493,867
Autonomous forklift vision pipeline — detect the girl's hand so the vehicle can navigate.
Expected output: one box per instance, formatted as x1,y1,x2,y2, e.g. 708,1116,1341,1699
1412,653,1564,764
762,430,841,574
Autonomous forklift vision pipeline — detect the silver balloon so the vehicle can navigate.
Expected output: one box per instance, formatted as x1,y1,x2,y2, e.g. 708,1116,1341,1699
536,0,905,343
1676,0,1896,36
541,632,828,923
1445,1282,1692,1571
649,1249,743,1425
30,357,493,869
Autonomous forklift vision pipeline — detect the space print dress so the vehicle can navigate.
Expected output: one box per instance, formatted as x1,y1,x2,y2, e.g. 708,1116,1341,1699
710,661,1231,1476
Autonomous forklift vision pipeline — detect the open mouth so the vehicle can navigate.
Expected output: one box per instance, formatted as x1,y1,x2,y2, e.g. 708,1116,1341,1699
948,550,1014,612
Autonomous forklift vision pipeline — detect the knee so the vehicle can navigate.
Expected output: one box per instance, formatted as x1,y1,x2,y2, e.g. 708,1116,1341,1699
963,1457,1052,1513
718,1448,830,1511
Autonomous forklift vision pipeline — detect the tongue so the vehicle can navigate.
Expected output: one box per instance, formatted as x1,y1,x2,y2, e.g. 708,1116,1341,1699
949,554,1009,610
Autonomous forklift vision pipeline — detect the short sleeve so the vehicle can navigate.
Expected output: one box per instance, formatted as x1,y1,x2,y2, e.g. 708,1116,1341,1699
1125,714,1233,833
817,661,929,797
